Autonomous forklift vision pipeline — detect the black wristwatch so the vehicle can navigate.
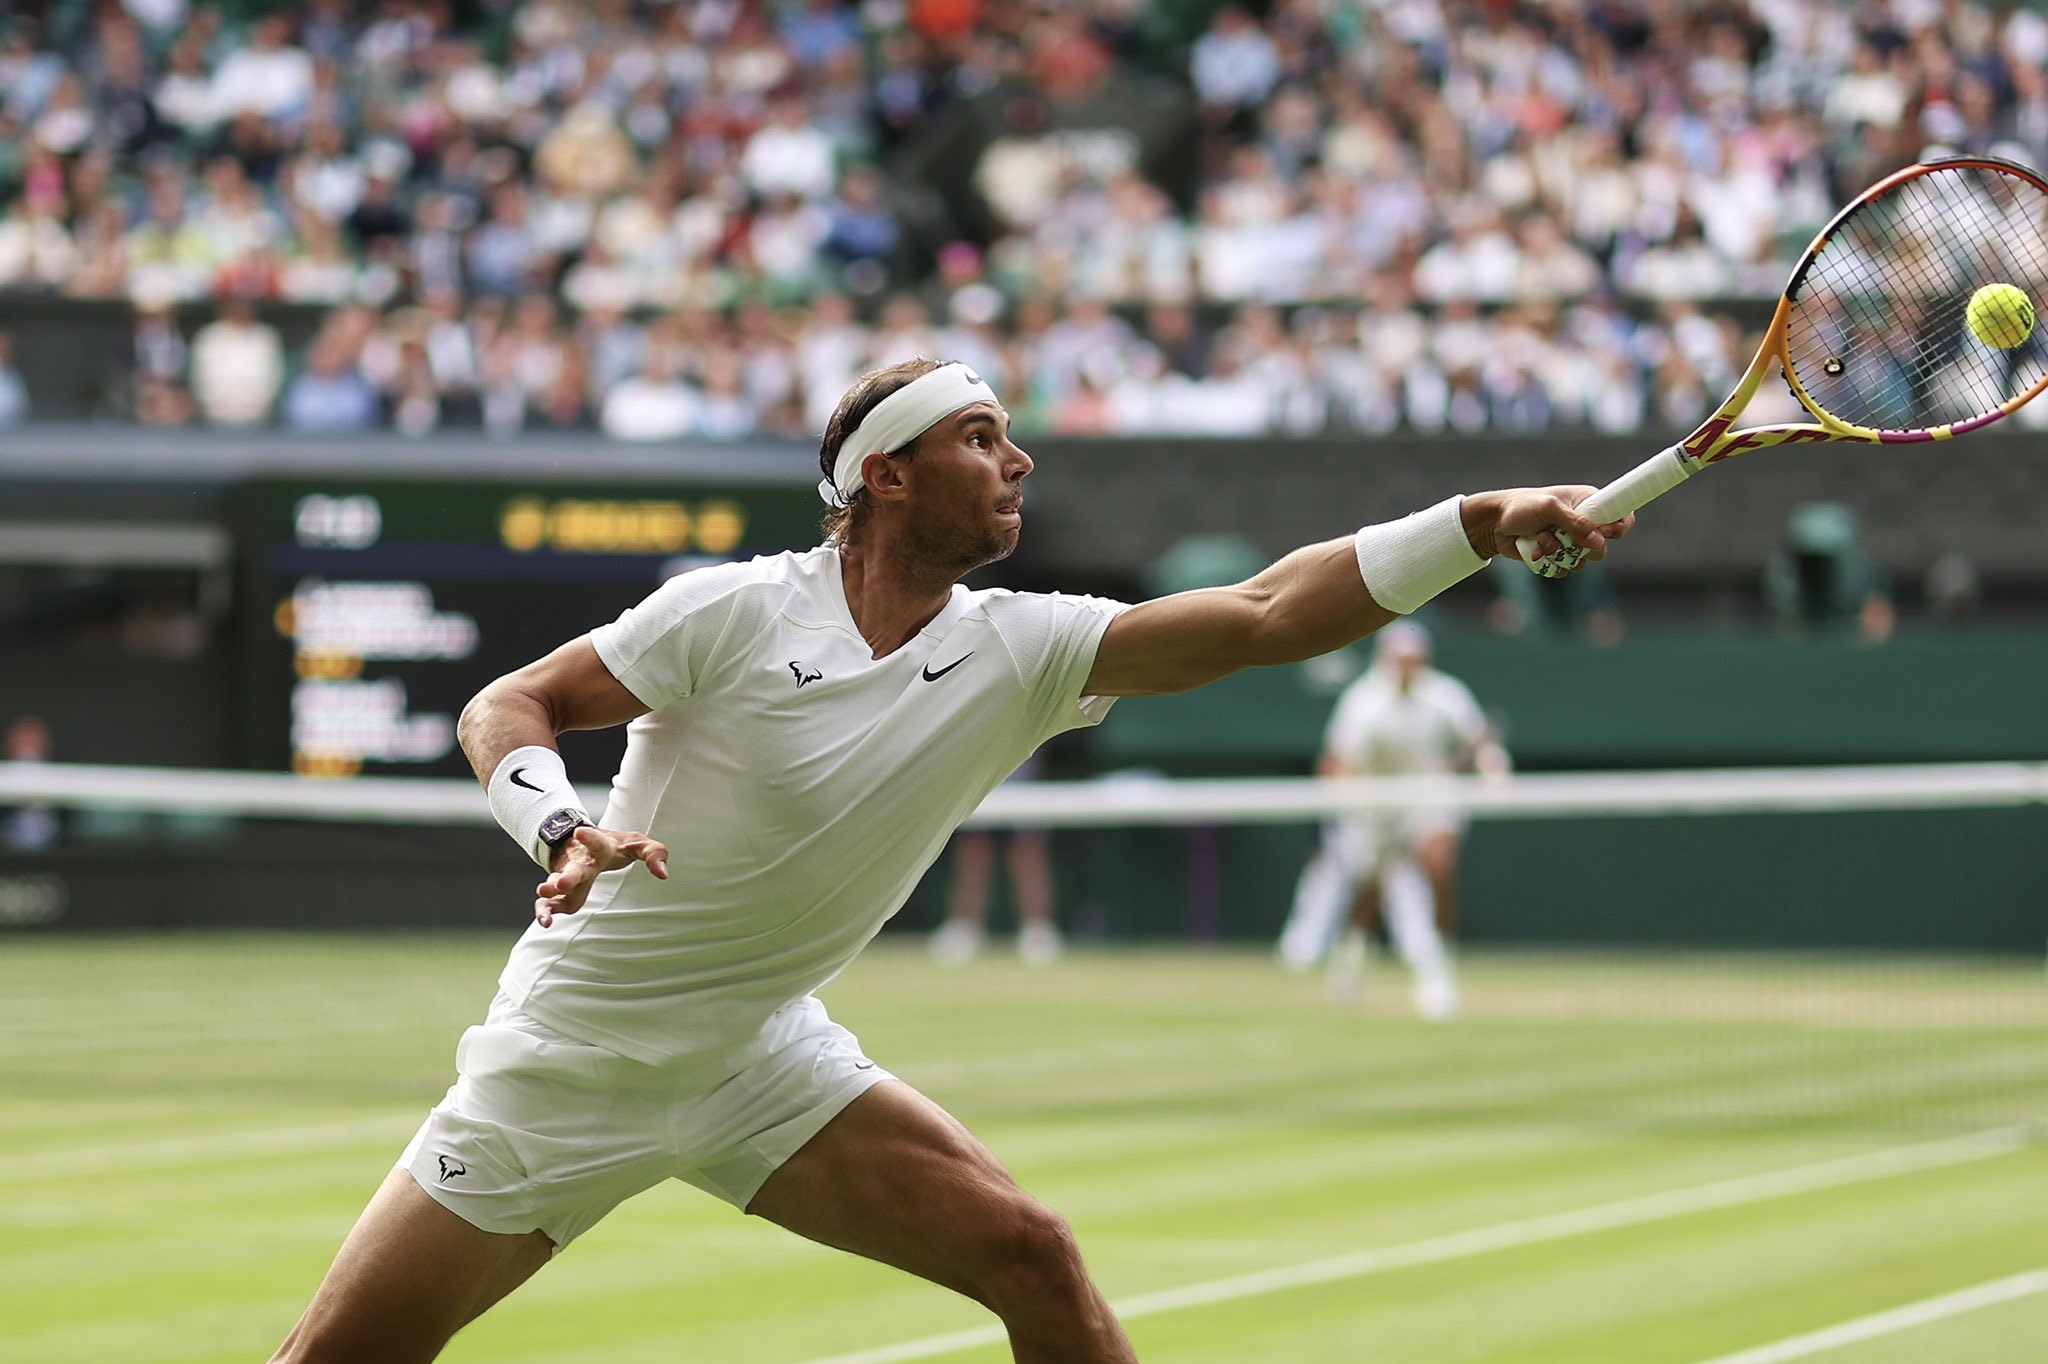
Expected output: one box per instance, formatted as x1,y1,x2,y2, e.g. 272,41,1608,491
538,808,592,856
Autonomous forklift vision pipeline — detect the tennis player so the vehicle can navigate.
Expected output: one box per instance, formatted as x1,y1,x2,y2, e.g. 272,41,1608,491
928,753,1065,966
271,357,1628,1364
1276,620,1508,1019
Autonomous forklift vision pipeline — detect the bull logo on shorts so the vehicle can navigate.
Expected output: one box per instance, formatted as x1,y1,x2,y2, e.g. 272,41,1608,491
437,1154,468,1183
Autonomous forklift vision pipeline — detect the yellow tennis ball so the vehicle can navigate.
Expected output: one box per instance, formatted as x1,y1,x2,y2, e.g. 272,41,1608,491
1966,283,2036,349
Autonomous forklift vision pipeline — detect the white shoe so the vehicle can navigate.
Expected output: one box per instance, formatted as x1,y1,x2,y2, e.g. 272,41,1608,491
1277,932,1324,973
1415,974,1458,1021
929,919,982,966
1018,922,1063,967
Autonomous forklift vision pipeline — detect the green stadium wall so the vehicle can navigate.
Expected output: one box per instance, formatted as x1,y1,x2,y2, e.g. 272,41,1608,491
1018,628,2048,953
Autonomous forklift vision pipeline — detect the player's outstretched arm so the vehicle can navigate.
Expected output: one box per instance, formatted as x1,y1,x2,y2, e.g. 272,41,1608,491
1083,487,1629,697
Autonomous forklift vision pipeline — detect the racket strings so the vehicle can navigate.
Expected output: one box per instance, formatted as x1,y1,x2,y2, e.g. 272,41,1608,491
1785,164,2048,433
1799,179,2035,415
1793,170,2048,423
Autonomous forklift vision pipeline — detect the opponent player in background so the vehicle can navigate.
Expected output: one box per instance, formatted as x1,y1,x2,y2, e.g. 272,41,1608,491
928,753,1064,966
270,357,1628,1364
1277,621,1508,1020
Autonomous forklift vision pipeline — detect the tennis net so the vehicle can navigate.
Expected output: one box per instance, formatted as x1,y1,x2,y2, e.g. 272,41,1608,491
1,760,2043,1136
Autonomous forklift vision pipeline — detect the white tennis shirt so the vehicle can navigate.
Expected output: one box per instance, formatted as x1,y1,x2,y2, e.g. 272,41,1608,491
1325,666,1490,779
499,545,1129,1062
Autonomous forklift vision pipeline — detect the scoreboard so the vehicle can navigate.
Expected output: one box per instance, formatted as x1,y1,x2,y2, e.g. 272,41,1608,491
235,473,822,779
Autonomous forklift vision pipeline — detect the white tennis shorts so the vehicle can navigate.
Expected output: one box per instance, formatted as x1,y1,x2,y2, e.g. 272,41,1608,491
1329,809,1464,877
399,992,892,1250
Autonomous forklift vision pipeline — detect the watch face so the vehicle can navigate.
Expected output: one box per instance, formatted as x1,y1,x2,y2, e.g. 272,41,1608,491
539,809,586,845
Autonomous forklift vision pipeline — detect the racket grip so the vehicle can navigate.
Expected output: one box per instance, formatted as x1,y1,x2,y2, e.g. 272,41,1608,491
1517,446,1697,577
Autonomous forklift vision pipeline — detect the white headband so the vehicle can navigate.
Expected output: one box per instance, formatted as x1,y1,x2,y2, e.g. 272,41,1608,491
819,362,1000,506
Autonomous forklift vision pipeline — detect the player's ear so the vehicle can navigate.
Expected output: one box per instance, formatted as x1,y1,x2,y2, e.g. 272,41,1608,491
863,449,911,503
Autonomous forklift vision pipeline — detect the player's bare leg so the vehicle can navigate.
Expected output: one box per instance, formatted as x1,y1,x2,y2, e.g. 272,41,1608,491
1277,842,1350,970
1329,879,1380,1001
1415,831,1461,938
1348,879,1382,937
1007,830,1062,964
1405,833,1463,1020
932,831,995,964
748,1080,1137,1362
270,1166,554,1364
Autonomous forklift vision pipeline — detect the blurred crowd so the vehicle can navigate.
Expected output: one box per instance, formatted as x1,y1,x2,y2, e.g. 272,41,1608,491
2,0,2046,438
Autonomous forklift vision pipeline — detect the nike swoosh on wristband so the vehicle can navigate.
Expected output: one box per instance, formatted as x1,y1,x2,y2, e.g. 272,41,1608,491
509,767,543,792
921,653,972,682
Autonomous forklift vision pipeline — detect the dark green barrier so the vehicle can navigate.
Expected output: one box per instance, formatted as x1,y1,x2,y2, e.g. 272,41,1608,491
902,804,2046,953
1070,627,2048,951
1096,627,2048,770
1462,807,2048,950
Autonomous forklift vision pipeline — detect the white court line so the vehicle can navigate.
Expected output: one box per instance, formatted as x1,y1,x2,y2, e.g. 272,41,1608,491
2,1116,411,1184
1693,1268,2048,1364
791,1126,2035,1364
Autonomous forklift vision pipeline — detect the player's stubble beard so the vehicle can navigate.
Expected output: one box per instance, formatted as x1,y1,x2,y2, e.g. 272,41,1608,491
894,504,1020,590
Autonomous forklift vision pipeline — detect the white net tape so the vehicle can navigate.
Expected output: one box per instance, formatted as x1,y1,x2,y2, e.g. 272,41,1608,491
3,760,2045,828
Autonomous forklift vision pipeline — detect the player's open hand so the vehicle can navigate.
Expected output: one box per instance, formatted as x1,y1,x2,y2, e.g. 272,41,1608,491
534,825,669,927
1466,486,1634,567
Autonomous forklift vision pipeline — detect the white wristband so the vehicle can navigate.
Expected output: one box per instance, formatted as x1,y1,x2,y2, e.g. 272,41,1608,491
1352,495,1488,614
487,745,589,868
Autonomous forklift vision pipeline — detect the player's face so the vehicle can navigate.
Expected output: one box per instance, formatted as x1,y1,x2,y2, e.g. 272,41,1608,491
905,403,1032,570
1380,645,1425,690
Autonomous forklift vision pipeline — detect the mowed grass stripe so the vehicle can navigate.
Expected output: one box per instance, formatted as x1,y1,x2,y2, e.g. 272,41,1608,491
1117,1153,2048,1364
1065,1131,1823,1259
785,1128,2031,1364
1694,1268,2048,1364
918,1024,2000,1132
0,1115,415,1183
1485,1143,2048,1363
6,943,2036,1119
1108,1127,2030,1309
10,1158,412,1290
1796,1290,2048,1364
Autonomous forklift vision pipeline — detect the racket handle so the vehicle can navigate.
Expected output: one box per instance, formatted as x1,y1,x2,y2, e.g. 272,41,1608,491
1517,446,1697,577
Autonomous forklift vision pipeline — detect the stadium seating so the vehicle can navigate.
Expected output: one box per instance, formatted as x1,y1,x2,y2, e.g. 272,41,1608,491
3,1,2046,439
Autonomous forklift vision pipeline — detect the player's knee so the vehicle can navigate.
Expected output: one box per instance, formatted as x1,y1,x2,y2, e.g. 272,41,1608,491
976,1196,1089,1308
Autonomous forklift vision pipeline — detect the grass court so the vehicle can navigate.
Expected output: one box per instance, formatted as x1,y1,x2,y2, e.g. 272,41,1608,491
6,933,2047,1363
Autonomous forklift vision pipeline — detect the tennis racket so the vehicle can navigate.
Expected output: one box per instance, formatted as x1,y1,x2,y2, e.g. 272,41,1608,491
1521,155,2048,577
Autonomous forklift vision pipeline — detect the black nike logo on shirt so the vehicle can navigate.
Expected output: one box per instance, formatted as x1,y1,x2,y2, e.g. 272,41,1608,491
509,767,542,792
921,653,972,682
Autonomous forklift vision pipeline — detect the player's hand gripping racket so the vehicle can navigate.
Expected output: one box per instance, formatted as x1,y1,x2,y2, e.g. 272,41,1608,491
1520,155,2048,576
